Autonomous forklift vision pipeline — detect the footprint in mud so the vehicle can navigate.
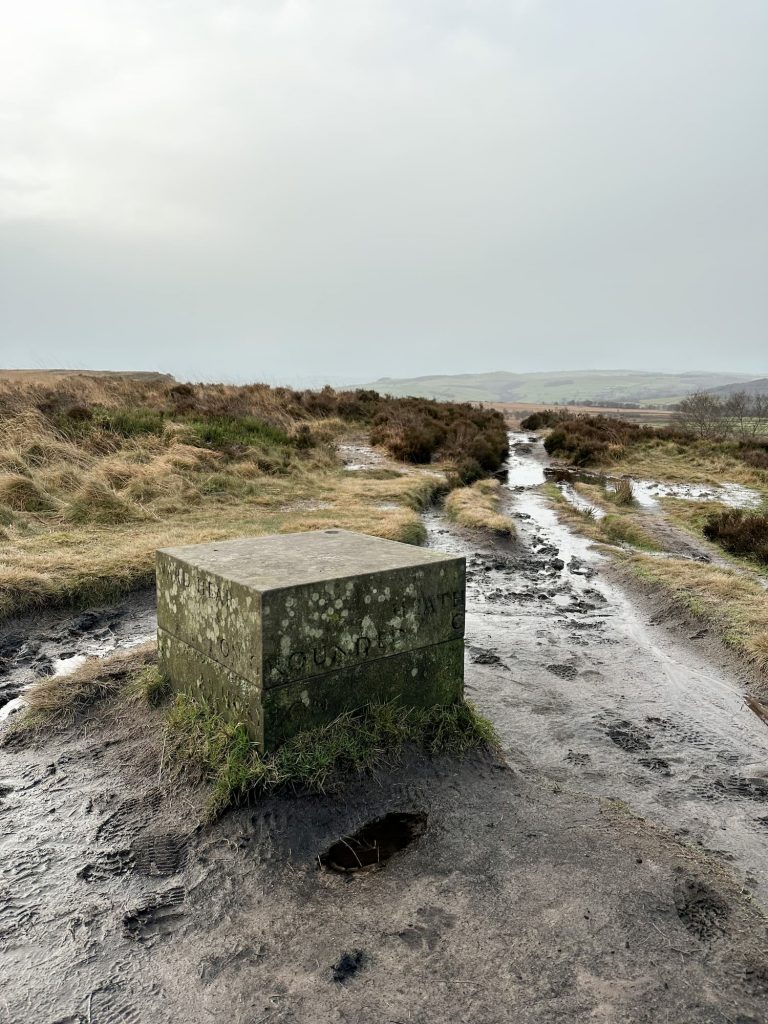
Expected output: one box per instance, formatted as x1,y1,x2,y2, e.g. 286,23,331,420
546,664,578,680
673,877,729,942
200,944,268,986
638,757,672,777
95,792,161,845
392,904,456,953
131,832,188,877
605,720,651,753
78,849,135,882
468,646,506,667
711,774,768,803
122,885,186,944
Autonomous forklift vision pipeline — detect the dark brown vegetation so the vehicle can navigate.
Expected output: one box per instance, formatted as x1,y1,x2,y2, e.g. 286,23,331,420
703,509,768,565
541,415,688,466
519,409,564,430
540,412,768,475
0,376,507,474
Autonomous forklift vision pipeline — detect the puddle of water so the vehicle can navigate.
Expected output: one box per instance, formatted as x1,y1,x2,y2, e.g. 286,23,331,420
51,654,88,676
338,439,385,471
506,433,546,488
630,479,762,510
544,463,762,512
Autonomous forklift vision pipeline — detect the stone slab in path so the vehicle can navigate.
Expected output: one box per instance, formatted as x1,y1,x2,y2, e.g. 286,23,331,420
156,529,465,747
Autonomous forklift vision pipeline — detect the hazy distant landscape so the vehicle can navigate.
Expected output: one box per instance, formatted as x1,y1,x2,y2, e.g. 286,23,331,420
369,369,760,406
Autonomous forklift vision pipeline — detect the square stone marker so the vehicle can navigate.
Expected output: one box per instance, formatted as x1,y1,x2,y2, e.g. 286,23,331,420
156,529,465,749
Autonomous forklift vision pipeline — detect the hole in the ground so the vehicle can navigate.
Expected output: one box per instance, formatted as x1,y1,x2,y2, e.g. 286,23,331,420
319,812,427,873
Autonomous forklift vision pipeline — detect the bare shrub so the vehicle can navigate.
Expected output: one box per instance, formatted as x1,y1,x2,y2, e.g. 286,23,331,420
703,509,768,564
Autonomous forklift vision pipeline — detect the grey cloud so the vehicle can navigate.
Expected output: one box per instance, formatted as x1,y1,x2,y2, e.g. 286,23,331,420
1,0,766,382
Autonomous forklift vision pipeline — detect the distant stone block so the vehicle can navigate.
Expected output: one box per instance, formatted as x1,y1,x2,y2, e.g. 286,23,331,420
156,529,465,749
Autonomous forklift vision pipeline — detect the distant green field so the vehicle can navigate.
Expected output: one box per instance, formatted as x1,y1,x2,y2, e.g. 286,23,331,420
367,370,756,406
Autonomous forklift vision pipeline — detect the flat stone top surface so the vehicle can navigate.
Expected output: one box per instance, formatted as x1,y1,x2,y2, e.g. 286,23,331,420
158,529,462,591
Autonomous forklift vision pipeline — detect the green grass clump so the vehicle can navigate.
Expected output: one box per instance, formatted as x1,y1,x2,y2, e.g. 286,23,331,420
131,665,171,706
167,694,499,818
600,514,660,551
186,416,292,451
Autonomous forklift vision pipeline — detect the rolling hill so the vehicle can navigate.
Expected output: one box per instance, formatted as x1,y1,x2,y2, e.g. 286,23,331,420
367,370,758,406
705,378,768,397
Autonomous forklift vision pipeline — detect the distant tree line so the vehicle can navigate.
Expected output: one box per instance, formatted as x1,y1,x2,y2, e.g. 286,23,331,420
675,391,768,440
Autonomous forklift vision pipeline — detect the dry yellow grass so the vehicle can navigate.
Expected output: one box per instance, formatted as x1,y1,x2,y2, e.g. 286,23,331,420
609,439,768,492
623,553,768,674
0,467,443,618
445,479,515,536
0,403,446,618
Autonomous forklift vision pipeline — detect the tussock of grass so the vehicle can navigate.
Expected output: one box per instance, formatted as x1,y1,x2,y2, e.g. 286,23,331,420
445,479,515,536
167,693,500,818
624,553,768,674
545,482,659,552
0,473,56,512
608,478,635,506
3,644,156,740
600,514,660,552
65,475,148,524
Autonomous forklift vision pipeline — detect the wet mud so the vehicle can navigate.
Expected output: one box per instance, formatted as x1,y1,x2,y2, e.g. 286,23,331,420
2,434,768,1021
0,593,156,721
3,701,768,1023
428,433,768,903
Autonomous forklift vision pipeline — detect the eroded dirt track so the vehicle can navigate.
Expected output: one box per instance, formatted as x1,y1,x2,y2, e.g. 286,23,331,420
439,435,768,902
2,435,768,1022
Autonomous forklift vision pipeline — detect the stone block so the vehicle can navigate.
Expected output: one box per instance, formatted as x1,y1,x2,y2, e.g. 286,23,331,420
156,529,465,748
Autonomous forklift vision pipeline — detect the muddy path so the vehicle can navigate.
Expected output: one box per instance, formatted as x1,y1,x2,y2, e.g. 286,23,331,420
3,691,768,1024
438,434,768,902
2,436,768,1021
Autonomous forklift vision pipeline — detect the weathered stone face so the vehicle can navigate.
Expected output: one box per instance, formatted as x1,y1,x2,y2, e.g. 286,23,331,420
156,529,465,748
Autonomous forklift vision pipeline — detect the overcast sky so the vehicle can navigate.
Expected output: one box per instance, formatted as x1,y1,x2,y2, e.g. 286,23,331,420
1,1,766,385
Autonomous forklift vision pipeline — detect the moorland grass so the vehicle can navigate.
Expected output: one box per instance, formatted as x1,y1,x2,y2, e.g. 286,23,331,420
623,553,768,675
166,692,500,818
0,378,510,620
444,478,515,536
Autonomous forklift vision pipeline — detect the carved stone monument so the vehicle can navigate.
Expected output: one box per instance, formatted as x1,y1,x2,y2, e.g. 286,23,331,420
156,529,465,749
